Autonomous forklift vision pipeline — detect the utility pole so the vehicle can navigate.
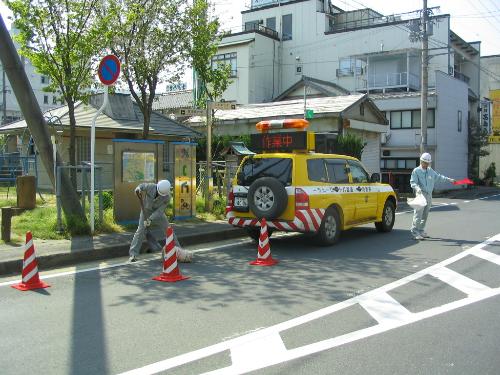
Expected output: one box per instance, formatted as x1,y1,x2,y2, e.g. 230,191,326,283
205,100,213,212
420,0,429,155
1,67,6,124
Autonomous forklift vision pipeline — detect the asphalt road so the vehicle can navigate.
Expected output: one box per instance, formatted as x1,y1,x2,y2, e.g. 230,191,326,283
1,193,499,375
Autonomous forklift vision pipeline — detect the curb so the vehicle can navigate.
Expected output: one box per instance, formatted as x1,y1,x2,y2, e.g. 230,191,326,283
0,227,247,277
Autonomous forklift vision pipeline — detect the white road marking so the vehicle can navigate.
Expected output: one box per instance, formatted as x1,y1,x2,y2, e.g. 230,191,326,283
230,332,287,372
118,233,500,375
358,292,412,324
429,267,491,296
473,248,500,266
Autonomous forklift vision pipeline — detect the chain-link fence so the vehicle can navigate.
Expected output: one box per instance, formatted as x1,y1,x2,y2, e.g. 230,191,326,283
195,161,239,199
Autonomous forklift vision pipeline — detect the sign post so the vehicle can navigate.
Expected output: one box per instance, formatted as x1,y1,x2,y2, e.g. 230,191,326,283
92,55,120,233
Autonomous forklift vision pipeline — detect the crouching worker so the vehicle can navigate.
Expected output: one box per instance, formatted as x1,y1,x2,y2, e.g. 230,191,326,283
128,180,192,263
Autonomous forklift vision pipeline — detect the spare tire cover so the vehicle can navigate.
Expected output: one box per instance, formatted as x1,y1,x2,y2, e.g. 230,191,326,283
248,177,288,219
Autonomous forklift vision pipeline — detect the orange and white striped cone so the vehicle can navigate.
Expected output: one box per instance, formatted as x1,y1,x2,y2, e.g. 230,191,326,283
11,232,50,291
153,226,189,282
250,218,278,266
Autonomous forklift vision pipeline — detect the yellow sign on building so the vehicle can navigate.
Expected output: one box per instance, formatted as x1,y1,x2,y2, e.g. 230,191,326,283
491,89,500,135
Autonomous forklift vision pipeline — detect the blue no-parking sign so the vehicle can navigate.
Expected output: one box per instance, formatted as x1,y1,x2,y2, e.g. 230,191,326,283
98,55,120,85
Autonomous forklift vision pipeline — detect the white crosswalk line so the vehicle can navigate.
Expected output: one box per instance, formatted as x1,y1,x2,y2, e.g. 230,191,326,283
473,248,500,266
358,292,413,324
230,332,287,371
429,267,491,296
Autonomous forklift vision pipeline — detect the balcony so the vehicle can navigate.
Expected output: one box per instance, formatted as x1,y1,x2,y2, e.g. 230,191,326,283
222,23,279,40
357,72,420,92
454,71,470,84
349,50,421,93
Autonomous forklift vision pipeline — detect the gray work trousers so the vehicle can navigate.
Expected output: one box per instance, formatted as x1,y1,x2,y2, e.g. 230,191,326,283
411,191,432,235
129,211,178,257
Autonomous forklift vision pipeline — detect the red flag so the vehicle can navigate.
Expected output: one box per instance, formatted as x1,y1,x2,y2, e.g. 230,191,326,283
453,178,474,185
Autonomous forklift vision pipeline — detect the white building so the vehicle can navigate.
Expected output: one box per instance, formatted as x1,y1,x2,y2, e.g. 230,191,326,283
1,28,62,127
207,0,480,192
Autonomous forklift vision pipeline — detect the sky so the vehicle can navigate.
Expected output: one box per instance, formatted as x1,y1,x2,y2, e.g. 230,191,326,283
2,0,500,89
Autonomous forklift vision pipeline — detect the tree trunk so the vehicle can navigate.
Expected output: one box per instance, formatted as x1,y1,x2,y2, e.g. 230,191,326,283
67,100,77,187
0,17,86,223
142,108,150,139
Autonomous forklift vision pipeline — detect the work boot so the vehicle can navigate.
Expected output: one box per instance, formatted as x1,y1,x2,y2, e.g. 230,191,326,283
420,231,430,238
128,255,138,263
413,234,424,240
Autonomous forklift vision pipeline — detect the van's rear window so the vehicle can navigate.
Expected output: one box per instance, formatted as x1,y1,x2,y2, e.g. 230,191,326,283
238,158,292,186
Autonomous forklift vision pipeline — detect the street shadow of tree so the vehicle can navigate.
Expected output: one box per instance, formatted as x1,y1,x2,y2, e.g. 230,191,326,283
103,227,436,316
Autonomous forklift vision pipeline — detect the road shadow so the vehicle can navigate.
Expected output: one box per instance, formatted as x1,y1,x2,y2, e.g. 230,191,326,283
69,241,109,375
102,226,429,317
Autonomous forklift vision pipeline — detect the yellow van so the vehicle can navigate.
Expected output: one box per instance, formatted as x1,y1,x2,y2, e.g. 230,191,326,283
227,152,397,245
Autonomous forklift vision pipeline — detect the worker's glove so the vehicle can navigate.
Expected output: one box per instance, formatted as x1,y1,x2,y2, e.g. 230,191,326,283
415,187,422,195
450,178,456,184
144,219,152,227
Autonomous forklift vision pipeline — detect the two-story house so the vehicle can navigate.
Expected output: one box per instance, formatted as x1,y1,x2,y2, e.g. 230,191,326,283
206,0,480,192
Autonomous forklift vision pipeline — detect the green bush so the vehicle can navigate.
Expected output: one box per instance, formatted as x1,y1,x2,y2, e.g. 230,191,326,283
484,162,497,180
101,191,113,210
333,133,365,159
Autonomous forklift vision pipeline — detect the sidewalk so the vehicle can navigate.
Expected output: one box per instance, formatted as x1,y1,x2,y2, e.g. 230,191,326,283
0,220,245,276
1,186,498,277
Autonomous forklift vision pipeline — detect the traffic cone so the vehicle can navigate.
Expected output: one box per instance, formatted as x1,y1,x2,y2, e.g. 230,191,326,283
250,218,278,266
153,226,189,282
11,232,50,291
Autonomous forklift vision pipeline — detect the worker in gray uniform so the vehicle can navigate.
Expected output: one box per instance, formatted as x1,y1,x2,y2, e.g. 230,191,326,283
129,179,178,262
410,153,455,240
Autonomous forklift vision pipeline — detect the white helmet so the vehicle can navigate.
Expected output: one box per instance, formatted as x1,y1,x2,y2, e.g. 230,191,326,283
157,180,171,196
420,152,432,163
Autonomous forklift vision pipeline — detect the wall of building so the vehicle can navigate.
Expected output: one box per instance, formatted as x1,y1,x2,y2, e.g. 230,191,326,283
248,34,280,103
373,95,438,148
434,70,468,188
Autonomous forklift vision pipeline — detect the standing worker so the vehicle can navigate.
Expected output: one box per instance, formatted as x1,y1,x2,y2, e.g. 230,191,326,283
129,180,179,262
410,153,455,240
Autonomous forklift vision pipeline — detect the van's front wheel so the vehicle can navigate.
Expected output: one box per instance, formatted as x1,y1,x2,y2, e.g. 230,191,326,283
375,200,395,232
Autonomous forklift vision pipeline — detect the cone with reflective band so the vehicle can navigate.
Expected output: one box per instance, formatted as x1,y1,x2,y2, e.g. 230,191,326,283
250,218,278,266
11,232,50,291
153,226,189,282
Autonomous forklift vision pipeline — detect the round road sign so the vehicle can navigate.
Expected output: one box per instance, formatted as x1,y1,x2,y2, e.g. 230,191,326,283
98,55,121,85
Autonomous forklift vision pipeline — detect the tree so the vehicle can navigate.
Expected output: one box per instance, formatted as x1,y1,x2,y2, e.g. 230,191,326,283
7,0,107,186
0,15,86,224
186,0,232,106
104,0,188,139
468,117,490,178
333,133,365,160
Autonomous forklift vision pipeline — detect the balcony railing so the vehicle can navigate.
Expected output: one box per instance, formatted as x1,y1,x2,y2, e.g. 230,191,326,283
242,24,279,39
454,71,470,84
356,72,420,91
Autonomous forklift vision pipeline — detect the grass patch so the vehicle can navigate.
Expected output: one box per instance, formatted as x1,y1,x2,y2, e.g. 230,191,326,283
3,185,228,241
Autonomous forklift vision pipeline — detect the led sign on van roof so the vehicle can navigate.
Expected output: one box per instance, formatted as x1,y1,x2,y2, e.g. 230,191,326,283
250,131,308,152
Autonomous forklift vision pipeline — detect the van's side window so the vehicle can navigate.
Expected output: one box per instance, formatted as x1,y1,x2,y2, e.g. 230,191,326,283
348,161,369,183
326,159,350,183
307,159,327,182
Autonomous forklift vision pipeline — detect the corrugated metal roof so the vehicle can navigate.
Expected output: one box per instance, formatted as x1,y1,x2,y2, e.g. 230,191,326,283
369,91,436,100
0,94,201,138
152,90,194,111
213,94,366,122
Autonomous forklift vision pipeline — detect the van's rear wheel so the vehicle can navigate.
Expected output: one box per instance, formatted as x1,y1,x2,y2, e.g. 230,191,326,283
375,200,395,232
315,207,341,246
